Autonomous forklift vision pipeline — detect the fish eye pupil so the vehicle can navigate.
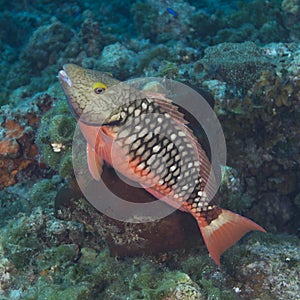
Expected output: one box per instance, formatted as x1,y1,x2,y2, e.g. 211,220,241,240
94,87,105,94
93,82,107,94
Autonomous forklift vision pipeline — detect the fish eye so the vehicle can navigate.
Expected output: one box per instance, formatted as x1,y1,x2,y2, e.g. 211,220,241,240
94,87,105,94
93,82,107,94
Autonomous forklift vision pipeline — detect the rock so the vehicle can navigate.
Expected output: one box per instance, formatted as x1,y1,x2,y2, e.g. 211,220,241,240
55,166,202,257
99,42,138,79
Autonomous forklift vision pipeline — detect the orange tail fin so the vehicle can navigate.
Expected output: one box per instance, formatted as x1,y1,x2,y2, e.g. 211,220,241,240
197,208,266,265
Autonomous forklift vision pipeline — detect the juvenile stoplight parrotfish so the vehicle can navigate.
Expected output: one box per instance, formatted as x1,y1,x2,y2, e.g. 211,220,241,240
58,64,266,265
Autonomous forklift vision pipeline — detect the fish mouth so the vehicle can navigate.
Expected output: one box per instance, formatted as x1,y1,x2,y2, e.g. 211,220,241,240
58,66,72,87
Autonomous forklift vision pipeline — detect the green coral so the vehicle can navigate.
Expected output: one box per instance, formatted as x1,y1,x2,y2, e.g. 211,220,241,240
219,166,253,212
36,98,76,179
158,61,179,79
58,152,74,179
181,255,237,300
189,10,223,39
1,204,299,300
48,114,75,144
20,21,73,71
131,2,159,41
36,244,79,273
128,267,203,299
30,177,60,207
23,282,90,300
0,208,44,269
200,42,274,93
294,193,300,208
137,45,170,74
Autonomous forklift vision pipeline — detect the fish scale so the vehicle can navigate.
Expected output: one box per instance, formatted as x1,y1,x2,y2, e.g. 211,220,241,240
109,97,204,205
58,63,266,265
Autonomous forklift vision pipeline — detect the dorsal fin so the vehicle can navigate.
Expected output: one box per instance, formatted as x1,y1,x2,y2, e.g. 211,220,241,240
144,91,188,125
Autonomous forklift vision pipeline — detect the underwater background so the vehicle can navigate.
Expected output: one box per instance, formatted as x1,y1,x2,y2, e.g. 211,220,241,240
0,0,299,299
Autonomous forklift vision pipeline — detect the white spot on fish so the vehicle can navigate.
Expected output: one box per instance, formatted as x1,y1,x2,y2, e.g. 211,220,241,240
147,155,155,165
170,165,176,172
153,145,160,153
167,143,173,152
154,126,162,135
134,109,141,117
139,128,149,138
156,164,165,174
137,162,146,170
170,133,177,141
126,134,137,144
182,185,188,191
173,168,180,176
174,154,180,162
165,173,172,182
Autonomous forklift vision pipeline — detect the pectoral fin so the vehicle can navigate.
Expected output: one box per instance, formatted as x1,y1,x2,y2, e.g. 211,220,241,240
87,143,103,181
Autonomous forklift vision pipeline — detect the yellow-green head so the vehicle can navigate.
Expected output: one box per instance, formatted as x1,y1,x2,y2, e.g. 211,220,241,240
58,64,120,125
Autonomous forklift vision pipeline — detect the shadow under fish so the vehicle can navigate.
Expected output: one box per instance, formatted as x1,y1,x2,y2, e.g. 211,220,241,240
55,167,201,257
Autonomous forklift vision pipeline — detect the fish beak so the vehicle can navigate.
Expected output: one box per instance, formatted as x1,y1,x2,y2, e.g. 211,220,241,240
58,66,72,87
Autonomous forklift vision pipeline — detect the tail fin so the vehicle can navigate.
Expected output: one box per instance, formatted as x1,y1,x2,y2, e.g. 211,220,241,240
197,208,266,265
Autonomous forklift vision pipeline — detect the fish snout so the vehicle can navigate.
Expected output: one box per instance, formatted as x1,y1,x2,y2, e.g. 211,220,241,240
58,68,72,87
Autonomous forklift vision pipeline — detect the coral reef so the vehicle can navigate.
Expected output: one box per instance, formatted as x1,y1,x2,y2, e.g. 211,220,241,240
54,171,201,258
35,95,203,257
36,98,75,180
132,0,196,43
281,0,300,40
223,234,300,299
98,42,138,79
202,43,300,233
0,0,300,299
2,197,297,300
0,94,54,190
198,41,274,93
21,21,73,72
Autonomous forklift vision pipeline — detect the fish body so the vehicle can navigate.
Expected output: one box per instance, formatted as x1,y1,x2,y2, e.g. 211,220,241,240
58,64,265,265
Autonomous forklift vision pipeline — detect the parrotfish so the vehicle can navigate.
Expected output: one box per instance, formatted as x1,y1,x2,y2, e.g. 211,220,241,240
58,64,266,265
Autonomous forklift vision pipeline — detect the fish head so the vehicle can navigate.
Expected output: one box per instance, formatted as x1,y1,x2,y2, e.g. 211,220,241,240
58,64,121,125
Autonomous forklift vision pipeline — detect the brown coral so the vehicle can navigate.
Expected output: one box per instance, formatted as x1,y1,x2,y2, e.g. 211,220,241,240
281,0,300,15
0,94,54,190
0,119,35,189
